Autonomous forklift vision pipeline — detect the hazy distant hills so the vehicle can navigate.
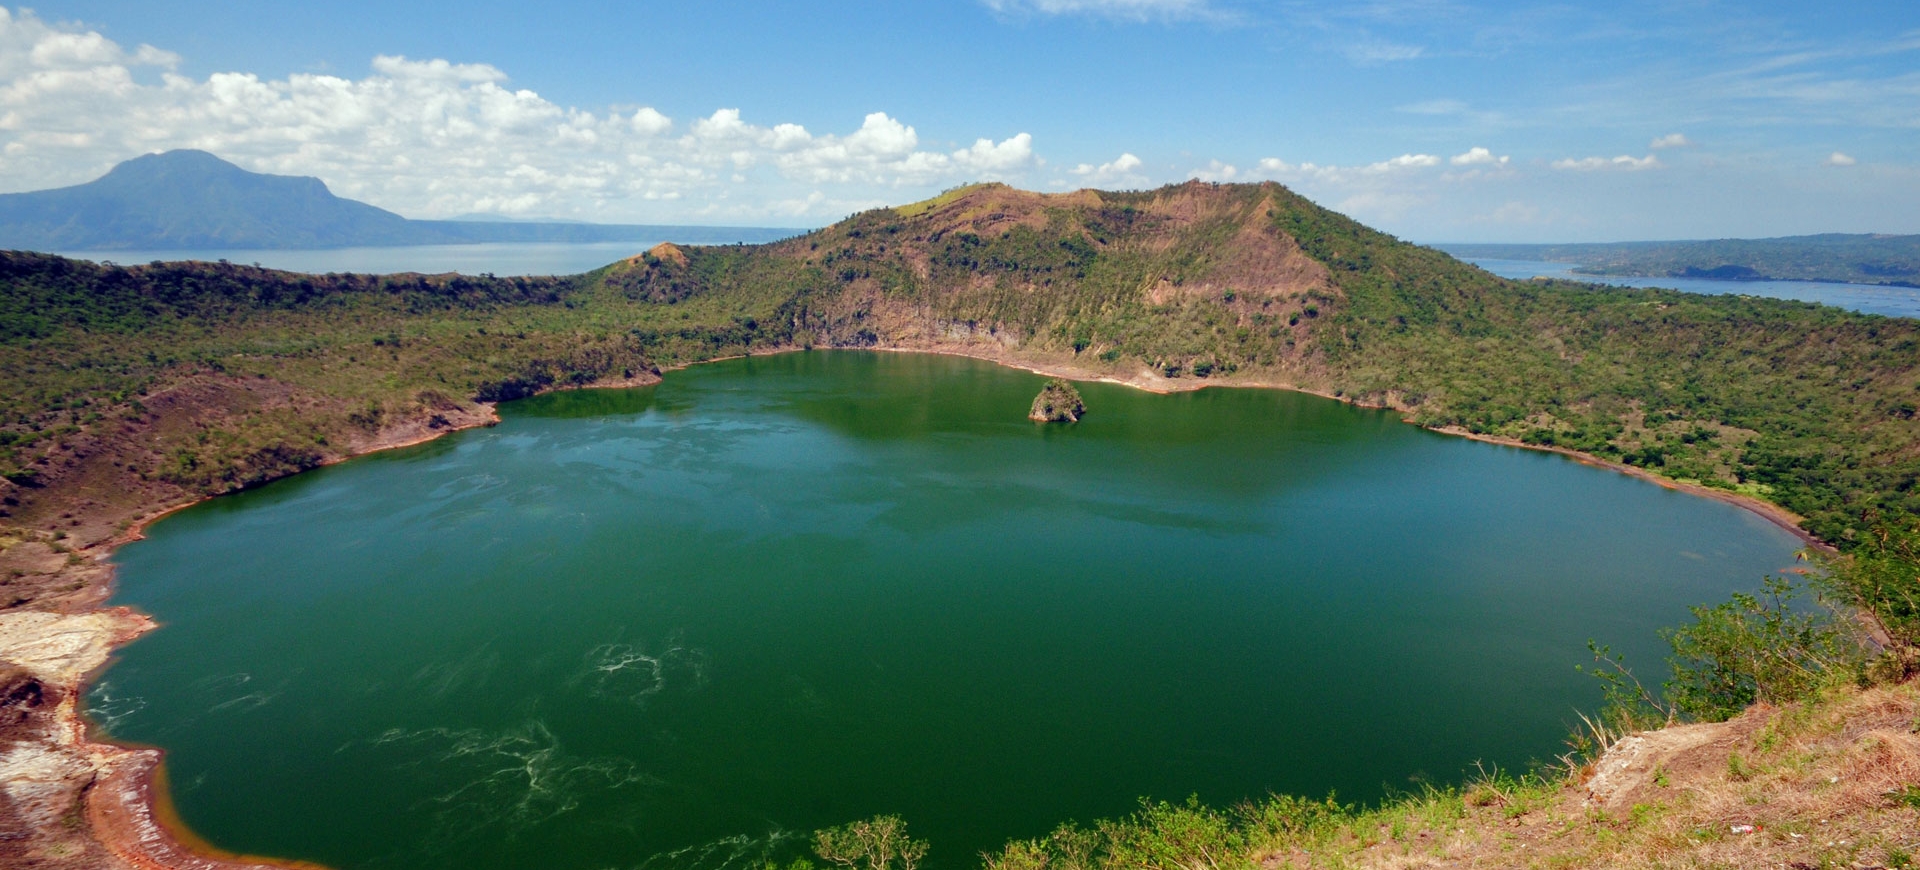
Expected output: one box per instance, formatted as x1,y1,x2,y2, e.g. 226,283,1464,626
0,150,793,250
1438,235,1920,287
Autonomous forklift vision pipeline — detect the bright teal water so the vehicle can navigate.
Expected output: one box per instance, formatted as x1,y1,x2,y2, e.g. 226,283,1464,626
92,351,1802,870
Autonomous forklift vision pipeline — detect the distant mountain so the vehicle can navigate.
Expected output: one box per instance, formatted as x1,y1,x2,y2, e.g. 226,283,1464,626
1437,234,1920,287
0,150,795,250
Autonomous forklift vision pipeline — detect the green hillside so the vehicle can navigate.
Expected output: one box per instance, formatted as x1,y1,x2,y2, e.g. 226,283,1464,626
2,181,1916,549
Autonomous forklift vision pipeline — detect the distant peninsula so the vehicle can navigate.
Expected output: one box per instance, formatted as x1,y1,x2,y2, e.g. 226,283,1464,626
0,150,797,251
1438,235,1920,287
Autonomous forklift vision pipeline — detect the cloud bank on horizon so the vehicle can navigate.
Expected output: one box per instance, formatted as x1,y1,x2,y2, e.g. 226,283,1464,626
0,2,1914,241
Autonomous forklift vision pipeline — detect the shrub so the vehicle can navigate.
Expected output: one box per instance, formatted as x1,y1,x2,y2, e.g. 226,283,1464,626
813,815,928,870
1811,516,1920,680
1585,515,1920,728
1661,574,1865,722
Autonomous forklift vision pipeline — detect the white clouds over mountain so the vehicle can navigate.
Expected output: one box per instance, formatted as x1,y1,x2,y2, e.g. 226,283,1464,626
1068,153,1146,187
0,7,1035,222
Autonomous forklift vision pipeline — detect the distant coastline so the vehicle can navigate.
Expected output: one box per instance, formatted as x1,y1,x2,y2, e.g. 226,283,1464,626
1436,234,1920,289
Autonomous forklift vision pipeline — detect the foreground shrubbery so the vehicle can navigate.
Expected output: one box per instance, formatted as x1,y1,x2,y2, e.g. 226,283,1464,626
1586,513,1920,736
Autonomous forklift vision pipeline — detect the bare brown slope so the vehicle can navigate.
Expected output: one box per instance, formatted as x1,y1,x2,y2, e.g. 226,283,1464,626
603,180,1346,388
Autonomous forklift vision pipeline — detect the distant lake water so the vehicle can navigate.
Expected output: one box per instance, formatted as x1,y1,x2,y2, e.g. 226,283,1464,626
1463,257,1920,319
92,351,1802,870
55,238,793,276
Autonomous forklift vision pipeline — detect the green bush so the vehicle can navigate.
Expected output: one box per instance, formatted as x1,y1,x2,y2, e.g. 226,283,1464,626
1588,513,1920,727
1812,516,1920,680
813,815,928,870
1661,575,1864,721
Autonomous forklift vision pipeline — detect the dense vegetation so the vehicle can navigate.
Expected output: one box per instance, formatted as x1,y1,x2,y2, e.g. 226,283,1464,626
1441,234,1920,287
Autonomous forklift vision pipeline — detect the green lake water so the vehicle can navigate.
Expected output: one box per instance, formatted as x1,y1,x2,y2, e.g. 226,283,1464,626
92,351,1802,870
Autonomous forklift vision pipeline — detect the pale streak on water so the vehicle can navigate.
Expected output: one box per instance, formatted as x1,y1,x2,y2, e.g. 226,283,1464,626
348,719,655,854
633,830,807,870
576,633,711,707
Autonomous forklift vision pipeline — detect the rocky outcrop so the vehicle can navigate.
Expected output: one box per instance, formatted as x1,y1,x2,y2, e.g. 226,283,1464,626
1029,378,1086,423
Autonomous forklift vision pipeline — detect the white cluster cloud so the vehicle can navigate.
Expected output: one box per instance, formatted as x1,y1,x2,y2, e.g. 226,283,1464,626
979,0,1213,20
1176,145,1530,224
1552,154,1662,171
1450,147,1509,167
1068,152,1147,187
1828,151,1857,166
1649,133,1693,149
1201,149,1501,186
0,7,1035,221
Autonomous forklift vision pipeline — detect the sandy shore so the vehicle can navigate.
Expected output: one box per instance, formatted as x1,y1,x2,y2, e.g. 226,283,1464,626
0,347,1821,869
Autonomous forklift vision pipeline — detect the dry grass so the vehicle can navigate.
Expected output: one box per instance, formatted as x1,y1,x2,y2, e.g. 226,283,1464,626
1257,679,1920,869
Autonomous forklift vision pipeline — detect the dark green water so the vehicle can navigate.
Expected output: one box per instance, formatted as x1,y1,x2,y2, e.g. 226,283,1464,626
93,351,1801,870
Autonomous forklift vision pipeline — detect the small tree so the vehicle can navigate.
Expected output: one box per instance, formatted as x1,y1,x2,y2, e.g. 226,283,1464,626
1811,515,1920,681
1660,574,1863,722
814,815,929,870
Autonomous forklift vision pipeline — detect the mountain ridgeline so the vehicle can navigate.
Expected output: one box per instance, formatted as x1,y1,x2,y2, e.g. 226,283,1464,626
1,181,1916,550
0,150,793,250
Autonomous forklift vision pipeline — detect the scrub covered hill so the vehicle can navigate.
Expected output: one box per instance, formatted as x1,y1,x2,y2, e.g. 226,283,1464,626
1,180,1917,566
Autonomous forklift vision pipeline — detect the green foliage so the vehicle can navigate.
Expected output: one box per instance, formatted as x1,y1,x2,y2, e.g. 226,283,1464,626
1585,532,1920,728
812,815,928,870
1577,642,1676,739
1098,796,1247,870
1645,513,1920,724
1810,516,1920,680
1661,575,1865,722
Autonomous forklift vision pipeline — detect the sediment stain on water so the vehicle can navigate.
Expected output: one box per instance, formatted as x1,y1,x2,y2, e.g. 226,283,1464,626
94,351,1803,870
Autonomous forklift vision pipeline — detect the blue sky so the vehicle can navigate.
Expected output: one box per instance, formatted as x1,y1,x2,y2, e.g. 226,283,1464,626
1,0,1915,240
